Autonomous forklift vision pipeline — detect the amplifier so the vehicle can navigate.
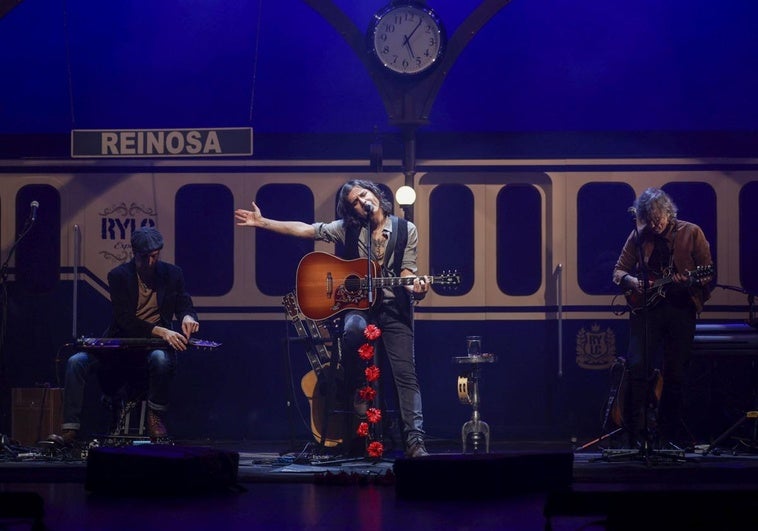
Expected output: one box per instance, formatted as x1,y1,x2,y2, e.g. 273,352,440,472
11,387,63,446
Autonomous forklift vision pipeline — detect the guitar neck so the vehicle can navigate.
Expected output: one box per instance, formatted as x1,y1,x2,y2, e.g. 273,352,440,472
365,275,442,289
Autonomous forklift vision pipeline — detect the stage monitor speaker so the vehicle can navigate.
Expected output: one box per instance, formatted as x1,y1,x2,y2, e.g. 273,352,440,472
394,451,574,500
85,445,240,495
545,489,758,530
11,387,63,446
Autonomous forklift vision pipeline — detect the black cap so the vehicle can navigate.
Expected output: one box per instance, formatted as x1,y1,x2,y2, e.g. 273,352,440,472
131,227,164,255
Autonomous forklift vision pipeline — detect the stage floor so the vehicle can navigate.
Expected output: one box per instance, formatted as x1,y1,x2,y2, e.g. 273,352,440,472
1,437,757,530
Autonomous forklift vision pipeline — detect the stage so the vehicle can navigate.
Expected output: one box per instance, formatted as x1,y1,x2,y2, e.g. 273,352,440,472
1,436,757,530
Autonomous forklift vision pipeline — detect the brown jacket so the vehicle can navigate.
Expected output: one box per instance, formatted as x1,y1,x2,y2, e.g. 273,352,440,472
612,219,713,313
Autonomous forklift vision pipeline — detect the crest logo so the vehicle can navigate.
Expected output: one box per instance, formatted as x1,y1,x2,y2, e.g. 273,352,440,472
576,323,617,370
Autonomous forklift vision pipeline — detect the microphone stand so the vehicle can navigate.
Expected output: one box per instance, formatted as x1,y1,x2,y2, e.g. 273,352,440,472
606,216,685,464
362,204,383,442
365,204,374,306
0,214,37,438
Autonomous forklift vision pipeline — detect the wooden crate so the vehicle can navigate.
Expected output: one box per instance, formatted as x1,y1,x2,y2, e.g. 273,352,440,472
11,387,63,446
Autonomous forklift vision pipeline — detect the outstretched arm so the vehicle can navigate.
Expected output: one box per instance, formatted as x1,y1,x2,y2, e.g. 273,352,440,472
235,201,316,239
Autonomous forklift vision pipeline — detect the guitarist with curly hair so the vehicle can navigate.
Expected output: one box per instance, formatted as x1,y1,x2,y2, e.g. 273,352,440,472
236,179,431,458
613,187,713,450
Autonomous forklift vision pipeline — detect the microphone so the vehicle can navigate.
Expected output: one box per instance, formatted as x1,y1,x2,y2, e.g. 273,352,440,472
30,200,39,222
364,202,374,215
627,206,637,221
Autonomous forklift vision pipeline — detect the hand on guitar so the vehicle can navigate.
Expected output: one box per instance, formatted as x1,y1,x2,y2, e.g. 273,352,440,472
404,273,431,301
152,325,191,351
182,315,200,338
621,274,649,293
623,269,711,293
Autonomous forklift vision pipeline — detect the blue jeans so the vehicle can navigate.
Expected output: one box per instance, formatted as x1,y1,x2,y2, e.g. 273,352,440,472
61,349,176,431
342,301,425,449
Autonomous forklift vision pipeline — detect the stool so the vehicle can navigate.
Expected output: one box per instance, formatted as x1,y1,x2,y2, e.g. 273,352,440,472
112,398,148,437
103,388,149,441
453,353,497,453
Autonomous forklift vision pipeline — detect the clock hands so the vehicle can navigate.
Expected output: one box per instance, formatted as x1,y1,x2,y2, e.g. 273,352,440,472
402,17,423,59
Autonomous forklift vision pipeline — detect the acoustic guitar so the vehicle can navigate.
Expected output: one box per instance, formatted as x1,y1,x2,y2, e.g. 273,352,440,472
295,251,461,320
606,359,663,430
624,264,713,314
283,292,344,447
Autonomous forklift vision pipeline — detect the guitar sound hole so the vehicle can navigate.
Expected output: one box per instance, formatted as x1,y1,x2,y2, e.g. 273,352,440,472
344,274,363,293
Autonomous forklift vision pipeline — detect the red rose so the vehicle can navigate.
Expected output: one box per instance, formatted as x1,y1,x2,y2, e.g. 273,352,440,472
358,343,374,361
366,407,382,424
364,324,382,341
365,365,380,382
358,386,377,401
367,441,384,458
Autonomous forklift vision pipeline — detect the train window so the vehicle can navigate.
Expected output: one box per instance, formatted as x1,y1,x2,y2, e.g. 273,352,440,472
497,184,541,296
176,184,234,296
662,182,717,281
738,181,758,294
577,182,635,294
15,184,60,293
429,184,473,295
255,183,315,295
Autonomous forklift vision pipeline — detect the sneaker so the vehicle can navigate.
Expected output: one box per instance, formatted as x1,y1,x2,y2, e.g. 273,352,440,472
405,439,429,458
147,409,168,439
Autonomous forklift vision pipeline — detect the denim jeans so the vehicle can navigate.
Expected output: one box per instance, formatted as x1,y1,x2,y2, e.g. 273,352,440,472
61,349,176,431
342,301,425,449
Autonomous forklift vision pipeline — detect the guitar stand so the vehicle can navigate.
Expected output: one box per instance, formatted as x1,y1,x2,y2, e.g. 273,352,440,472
576,358,627,453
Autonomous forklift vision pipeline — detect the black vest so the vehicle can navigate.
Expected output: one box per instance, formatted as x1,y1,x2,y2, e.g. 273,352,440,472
344,215,412,324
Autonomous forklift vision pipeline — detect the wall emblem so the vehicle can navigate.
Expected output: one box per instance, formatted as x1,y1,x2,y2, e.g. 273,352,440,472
576,323,617,370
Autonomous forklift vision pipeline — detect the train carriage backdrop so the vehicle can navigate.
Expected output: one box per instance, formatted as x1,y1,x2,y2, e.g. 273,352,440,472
1,1,757,447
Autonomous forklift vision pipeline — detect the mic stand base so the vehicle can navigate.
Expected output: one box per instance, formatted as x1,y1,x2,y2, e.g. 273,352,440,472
597,438,688,465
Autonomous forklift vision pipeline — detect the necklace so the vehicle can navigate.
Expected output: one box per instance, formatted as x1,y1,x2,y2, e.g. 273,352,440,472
137,273,153,294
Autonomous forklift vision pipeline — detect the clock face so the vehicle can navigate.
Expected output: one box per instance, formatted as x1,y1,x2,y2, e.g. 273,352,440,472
369,3,445,75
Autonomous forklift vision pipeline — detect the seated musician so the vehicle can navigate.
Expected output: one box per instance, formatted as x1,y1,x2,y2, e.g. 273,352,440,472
50,227,200,444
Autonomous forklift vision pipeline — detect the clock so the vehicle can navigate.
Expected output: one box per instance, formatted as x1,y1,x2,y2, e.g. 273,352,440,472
368,2,446,76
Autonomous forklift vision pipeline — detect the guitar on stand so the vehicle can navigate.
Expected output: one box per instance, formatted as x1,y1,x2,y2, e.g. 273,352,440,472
283,292,345,448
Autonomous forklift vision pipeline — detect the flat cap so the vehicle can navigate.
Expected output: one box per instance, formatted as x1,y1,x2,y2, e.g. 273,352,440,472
131,227,164,255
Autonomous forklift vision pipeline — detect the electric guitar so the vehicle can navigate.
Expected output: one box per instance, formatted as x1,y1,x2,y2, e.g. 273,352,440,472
295,251,461,321
624,264,713,314
76,337,222,350
283,291,344,447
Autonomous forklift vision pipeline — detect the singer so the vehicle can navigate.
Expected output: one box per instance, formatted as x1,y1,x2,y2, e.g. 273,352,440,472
612,187,713,450
235,179,430,458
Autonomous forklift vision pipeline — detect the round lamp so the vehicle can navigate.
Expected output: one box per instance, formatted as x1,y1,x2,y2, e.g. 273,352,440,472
395,185,416,206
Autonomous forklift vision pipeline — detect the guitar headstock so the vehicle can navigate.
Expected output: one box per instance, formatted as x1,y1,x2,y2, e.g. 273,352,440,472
189,338,222,350
690,264,715,280
282,291,300,318
435,271,462,286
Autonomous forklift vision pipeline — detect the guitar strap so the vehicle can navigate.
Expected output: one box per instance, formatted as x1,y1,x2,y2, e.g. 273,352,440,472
388,216,413,325
383,215,398,273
